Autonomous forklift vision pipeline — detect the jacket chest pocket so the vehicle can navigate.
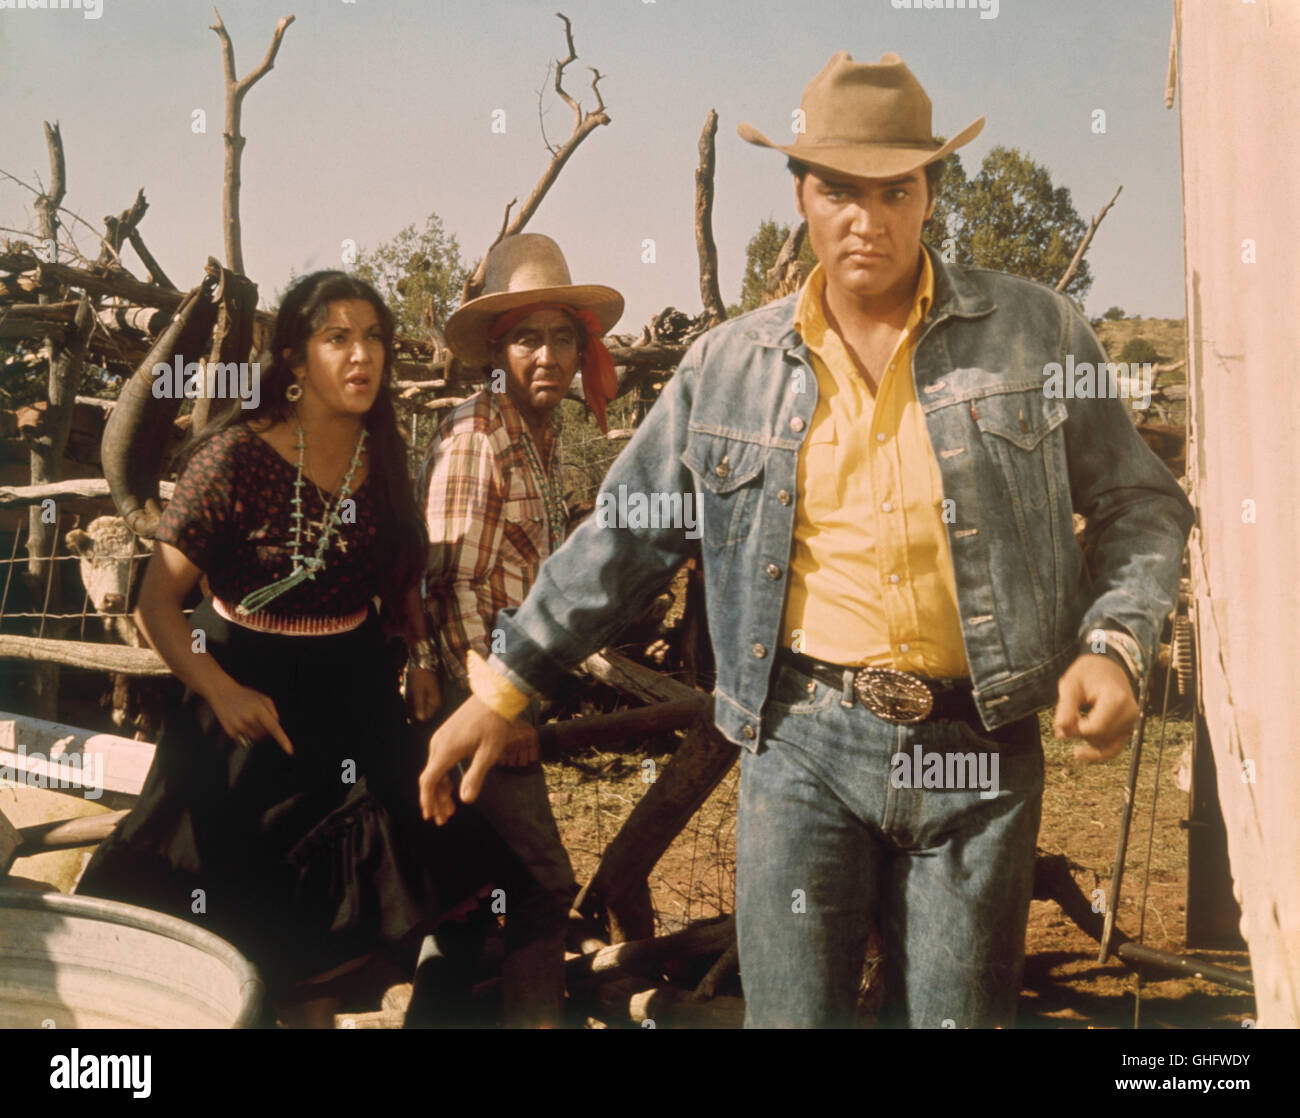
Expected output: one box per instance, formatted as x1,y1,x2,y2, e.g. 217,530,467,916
680,431,767,548
970,390,1067,513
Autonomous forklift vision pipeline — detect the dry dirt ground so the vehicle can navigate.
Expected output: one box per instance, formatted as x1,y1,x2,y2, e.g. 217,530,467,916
545,703,1255,1029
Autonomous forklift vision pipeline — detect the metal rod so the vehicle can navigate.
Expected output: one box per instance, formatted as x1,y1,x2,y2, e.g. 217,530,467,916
1114,941,1254,994
1099,665,1155,963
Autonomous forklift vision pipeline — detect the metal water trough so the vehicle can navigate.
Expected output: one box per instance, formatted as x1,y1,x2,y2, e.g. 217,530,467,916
0,887,264,1028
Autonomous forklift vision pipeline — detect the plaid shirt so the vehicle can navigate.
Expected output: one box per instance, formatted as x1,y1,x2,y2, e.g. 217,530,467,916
420,389,563,686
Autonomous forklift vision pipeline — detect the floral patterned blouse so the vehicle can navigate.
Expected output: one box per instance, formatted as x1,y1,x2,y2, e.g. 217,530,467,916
156,425,384,616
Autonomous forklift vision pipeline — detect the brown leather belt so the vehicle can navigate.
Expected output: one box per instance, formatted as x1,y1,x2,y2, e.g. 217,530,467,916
776,648,981,725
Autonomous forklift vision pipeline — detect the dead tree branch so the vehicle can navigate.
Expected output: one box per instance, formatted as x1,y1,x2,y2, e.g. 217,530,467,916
694,109,725,327
495,198,518,242
761,220,809,304
459,12,611,303
127,227,175,290
1,163,120,265
32,123,66,246
536,69,558,155
1056,185,1122,294
209,8,296,275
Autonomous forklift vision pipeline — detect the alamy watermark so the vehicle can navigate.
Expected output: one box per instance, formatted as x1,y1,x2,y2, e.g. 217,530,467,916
49,1050,150,1098
595,485,702,540
1043,356,1154,410
0,743,103,800
0,0,103,18
890,0,998,20
153,356,260,410
890,741,999,799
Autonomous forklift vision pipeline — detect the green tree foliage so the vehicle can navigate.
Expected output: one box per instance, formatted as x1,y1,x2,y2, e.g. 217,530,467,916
921,146,1091,300
1102,305,1127,321
1118,336,1159,364
922,151,971,260
737,218,817,313
352,213,470,337
956,146,1091,300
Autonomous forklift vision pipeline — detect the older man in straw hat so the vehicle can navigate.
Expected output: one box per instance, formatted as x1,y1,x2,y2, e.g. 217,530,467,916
419,55,1193,1028
412,233,622,1027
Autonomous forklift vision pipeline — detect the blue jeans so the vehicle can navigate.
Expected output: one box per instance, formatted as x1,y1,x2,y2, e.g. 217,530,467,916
736,660,1044,1028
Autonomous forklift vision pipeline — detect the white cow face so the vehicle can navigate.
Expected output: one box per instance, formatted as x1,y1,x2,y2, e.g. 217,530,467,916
65,516,153,642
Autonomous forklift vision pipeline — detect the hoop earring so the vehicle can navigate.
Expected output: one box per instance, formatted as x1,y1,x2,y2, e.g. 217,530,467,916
285,381,304,402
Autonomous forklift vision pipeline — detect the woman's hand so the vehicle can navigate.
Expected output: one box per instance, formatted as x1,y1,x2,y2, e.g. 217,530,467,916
206,680,295,755
405,664,442,722
135,542,293,754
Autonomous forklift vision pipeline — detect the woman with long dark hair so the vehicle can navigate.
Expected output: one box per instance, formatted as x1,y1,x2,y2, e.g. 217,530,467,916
77,271,526,1026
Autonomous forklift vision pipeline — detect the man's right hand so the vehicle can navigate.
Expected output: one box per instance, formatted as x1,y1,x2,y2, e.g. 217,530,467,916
418,695,514,825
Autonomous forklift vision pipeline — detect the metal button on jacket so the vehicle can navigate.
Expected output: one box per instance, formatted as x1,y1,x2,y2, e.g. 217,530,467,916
789,416,805,432
715,456,731,479
765,564,782,580
752,643,767,658
777,490,792,506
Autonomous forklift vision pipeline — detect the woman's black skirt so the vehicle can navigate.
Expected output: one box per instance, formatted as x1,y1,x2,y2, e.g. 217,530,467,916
76,597,528,996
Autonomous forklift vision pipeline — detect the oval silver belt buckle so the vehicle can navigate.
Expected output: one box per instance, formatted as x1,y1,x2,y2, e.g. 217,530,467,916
853,667,934,724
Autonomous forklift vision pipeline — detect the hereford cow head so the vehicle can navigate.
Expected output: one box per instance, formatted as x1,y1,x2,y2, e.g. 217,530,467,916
64,516,153,645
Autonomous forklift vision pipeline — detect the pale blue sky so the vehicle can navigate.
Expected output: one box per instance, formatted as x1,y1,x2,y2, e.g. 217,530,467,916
1,0,1184,332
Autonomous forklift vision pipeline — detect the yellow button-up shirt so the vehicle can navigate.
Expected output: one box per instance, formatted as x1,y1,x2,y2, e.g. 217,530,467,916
781,252,969,678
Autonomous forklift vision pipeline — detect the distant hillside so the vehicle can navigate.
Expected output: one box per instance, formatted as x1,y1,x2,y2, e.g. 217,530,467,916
1091,316,1188,431
1094,317,1186,367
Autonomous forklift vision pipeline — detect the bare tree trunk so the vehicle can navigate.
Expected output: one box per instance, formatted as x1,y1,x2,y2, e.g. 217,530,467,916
694,110,726,327
210,9,296,275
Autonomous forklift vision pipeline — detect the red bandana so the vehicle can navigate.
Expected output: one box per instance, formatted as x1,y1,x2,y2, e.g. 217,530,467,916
487,302,618,433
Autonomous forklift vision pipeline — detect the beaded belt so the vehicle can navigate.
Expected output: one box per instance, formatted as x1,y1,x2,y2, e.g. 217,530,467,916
212,595,368,636
776,648,978,725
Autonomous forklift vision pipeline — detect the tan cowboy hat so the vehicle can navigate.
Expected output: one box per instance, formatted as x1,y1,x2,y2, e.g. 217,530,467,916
738,51,984,179
445,233,624,365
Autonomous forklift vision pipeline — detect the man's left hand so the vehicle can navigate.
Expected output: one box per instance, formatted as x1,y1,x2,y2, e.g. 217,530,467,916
500,725,540,767
1053,654,1138,762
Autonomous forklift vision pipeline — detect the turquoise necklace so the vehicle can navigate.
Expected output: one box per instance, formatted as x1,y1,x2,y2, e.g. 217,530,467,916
237,417,368,615
519,428,566,552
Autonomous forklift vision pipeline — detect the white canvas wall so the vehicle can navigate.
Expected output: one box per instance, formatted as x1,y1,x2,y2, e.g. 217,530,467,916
1178,0,1300,1028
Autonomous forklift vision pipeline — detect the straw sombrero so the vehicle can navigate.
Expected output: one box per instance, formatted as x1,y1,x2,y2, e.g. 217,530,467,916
445,234,624,366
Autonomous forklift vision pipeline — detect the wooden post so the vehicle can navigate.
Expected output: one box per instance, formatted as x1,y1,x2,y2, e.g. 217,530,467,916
574,652,739,942
694,110,726,327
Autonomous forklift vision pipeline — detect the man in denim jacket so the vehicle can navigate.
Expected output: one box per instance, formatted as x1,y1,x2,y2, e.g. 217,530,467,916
419,53,1195,1028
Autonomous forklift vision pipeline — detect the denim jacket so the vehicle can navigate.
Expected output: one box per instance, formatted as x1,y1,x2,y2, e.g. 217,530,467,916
488,246,1196,750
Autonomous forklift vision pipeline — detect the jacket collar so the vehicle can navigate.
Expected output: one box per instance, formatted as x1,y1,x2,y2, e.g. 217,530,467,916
924,243,997,321
747,242,996,350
